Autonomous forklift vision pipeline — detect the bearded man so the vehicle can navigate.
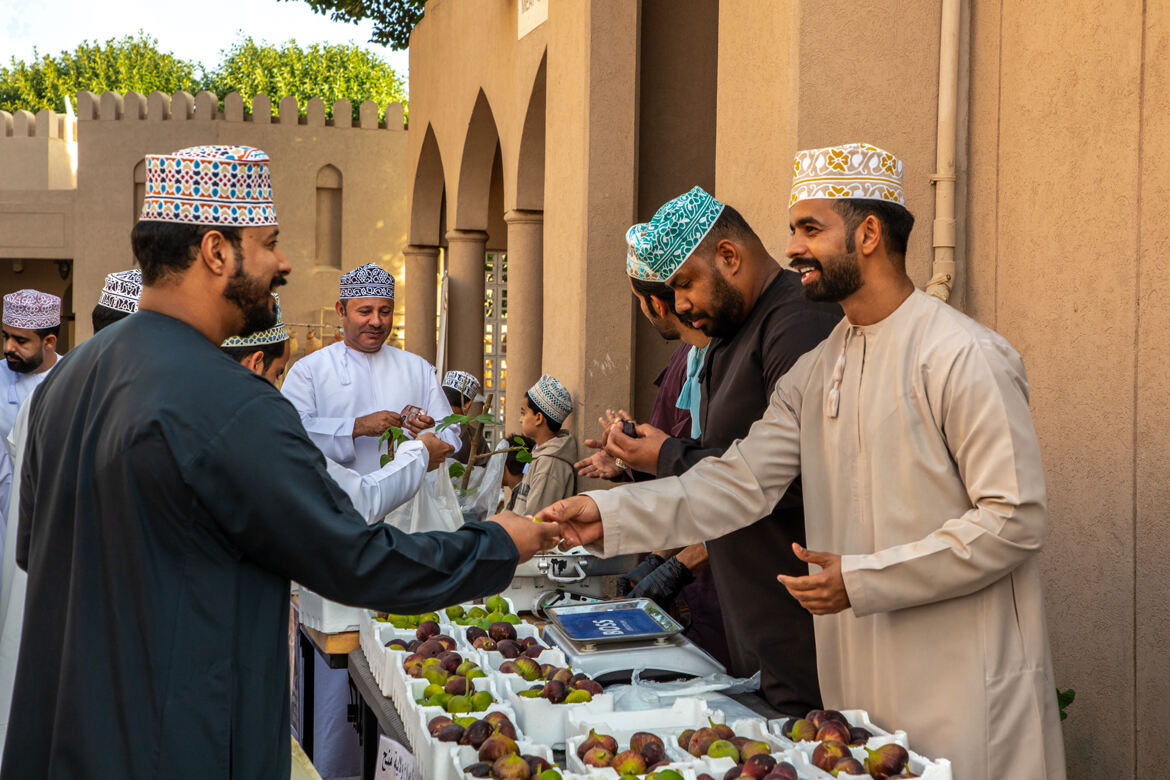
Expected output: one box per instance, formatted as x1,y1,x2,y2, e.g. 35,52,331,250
4,145,557,779
595,187,841,714
544,144,1065,779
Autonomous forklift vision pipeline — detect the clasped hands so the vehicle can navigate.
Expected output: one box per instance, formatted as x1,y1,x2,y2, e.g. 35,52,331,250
574,408,669,478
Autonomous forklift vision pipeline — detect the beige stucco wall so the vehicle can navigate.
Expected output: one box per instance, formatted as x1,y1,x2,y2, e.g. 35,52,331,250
410,1,1167,777
70,91,410,349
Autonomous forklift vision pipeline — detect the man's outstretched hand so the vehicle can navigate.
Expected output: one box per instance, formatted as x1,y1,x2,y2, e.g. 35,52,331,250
487,511,562,562
536,496,603,549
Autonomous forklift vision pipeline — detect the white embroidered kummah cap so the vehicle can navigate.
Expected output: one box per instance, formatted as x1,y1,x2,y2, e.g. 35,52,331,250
2,289,61,329
339,263,395,300
527,374,572,425
443,370,481,402
626,186,726,282
789,143,905,207
221,294,289,348
97,269,142,314
139,145,278,226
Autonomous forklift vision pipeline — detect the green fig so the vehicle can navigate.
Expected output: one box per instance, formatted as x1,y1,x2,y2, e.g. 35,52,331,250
706,739,739,762
518,689,542,698
512,656,542,681
784,718,817,742
535,771,562,780
454,716,478,727
422,683,445,700
485,594,510,614
467,669,487,680
470,690,493,711
740,740,771,761
649,772,684,780
422,667,449,686
563,689,592,703
503,613,522,624
445,604,466,620
467,605,488,618
445,694,473,714
420,612,440,623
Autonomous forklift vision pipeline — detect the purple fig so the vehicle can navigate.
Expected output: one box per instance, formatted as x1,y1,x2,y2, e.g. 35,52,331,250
831,757,866,776
438,651,462,674
492,753,531,779
435,723,464,743
496,639,523,658
540,680,568,703
416,638,445,658
477,733,519,762
785,718,817,742
384,638,408,650
523,754,553,774
463,762,492,778
687,727,719,757
863,744,910,779
763,763,798,780
524,644,544,659
489,621,518,642
472,636,497,651
483,711,517,740
811,740,850,772
415,620,440,640
573,678,603,695
677,729,695,750
465,626,488,644
640,740,666,765
498,660,518,675
577,728,617,760
427,715,452,736
848,726,872,746
816,720,852,744
444,676,471,696
461,719,493,749
434,634,457,651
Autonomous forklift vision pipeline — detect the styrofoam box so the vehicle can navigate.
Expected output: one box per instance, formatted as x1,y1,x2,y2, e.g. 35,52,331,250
402,676,504,752
767,709,909,751
689,747,826,780
564,710,706,776
437,595,520,626
475,644,568,676
565,710,777,776
498,673,615,748
452,619,541,647
447,739,553,780
412,699,523,780
787,735,953,780
381,627,481,714
298,588,365,634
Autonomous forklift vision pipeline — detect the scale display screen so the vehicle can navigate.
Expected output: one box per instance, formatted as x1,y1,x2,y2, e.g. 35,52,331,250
546,598,682,644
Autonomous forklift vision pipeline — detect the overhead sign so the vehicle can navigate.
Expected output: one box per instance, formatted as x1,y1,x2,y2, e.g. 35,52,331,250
518,0,548,39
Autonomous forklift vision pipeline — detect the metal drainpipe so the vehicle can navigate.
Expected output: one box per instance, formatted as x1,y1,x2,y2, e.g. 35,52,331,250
926,0,962,302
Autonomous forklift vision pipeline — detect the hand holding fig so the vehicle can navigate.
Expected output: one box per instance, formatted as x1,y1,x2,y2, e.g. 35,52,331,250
487,511,563,562
538,496,603,549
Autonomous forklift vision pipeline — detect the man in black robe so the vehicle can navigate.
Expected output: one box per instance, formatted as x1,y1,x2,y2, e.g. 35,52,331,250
4,145,558,779
600,191,840,714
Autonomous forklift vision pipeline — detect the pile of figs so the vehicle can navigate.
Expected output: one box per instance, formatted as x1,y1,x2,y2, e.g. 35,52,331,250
780,709,916,778
576,729,683,778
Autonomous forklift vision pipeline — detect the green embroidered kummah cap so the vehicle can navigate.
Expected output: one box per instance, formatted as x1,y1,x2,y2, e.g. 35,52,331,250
221,294,289,348
625,186,726,282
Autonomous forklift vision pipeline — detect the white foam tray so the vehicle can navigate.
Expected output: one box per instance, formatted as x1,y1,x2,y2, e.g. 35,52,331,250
447,739,554,780
412,700,524,780
401,676,505,756
767,709,908,750
298,588,365,634
498,673,615,748
786,736,953,780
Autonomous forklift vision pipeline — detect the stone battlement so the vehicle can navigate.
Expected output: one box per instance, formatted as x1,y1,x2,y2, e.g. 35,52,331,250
0,91,405,137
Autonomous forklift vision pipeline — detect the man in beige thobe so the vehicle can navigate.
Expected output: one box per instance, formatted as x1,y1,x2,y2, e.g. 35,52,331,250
537,144,1065,780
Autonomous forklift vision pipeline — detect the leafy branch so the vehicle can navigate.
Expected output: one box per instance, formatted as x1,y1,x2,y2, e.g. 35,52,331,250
378,426,410,467
1057,687,1075,721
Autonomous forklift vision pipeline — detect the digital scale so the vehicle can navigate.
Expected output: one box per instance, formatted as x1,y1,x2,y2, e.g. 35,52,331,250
541,598,727,685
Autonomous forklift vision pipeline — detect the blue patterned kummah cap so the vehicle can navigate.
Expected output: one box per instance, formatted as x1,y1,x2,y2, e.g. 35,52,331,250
139,145,278,226
789,143,905,207
221,294,289,348
625,186,726,282
339,263,395,300
97,269,142,314
443,370,481,402
527,374,572,425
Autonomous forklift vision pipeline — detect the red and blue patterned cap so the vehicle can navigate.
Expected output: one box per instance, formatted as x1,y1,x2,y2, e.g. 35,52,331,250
139,145,278,227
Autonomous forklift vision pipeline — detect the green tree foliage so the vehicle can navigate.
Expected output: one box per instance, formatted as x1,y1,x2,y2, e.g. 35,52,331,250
0,33,201,114
282,0,426,50
0,33,407,122
204,37,407,121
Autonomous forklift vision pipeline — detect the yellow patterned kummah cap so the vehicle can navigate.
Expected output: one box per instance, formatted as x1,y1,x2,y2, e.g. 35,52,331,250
789,143,905,207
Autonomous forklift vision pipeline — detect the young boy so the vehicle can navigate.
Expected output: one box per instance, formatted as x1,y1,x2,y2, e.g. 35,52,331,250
512,374,577,516
442,370,482,463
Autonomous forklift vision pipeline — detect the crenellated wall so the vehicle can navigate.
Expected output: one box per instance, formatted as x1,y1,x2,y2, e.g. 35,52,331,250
1,90,412,361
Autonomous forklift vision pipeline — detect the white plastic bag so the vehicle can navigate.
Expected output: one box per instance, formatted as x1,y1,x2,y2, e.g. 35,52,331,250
384,469,463,534
610,667,762,711
453,439,509,522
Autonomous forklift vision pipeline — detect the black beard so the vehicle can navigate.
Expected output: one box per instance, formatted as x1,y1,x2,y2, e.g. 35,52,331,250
802,250,863,303
683,273,747,339
222,246,284,337
4,352,42,373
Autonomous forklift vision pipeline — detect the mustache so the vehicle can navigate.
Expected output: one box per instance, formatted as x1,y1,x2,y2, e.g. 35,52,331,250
790,256,822,271
269,275,288,291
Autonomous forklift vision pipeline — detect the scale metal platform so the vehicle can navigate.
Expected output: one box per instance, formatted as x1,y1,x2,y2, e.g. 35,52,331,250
541,598,726,685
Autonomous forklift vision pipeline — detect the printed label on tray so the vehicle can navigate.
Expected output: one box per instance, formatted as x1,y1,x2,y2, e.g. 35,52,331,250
556,608,664,640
